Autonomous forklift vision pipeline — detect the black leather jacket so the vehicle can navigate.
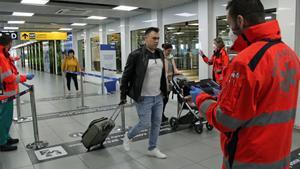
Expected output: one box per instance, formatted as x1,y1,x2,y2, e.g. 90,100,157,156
120,46,168,102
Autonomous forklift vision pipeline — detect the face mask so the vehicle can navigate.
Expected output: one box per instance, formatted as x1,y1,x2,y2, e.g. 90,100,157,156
229,29,238,43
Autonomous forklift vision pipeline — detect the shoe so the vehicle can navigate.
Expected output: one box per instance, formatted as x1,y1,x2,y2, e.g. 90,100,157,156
161,116,169,123
66,91,71,96
123,132,131,151
7,138,19,145
148,148,167,159
0,144,17,152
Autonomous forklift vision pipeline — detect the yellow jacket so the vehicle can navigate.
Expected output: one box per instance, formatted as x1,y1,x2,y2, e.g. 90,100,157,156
62,56,80,72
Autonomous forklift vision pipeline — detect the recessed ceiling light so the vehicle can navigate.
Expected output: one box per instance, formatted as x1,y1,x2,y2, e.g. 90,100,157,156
71,23,87,26
108,29,115,32
175,13,196,17
113,5,138,11
59,28,72,31
143,19,157,23
87,16,107,20
4,27,19,30
8,21,25,24
167,27,175,30
173,32,184,35
21,0,49,5
12,12,34,17
189,23,199,26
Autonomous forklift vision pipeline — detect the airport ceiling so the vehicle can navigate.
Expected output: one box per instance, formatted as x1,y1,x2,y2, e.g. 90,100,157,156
0,0,194,32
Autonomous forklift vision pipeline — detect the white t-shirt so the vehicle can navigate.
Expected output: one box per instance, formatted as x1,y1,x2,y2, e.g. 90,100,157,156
141,59,163,96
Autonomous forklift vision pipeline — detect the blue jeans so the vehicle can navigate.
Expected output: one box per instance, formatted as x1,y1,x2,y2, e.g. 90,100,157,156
127,94,163,150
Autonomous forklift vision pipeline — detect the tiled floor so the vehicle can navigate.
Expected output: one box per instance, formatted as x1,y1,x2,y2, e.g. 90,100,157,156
0,69,299,169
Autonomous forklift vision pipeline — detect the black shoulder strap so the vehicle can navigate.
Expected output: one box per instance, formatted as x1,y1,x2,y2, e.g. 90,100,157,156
248,39,282,71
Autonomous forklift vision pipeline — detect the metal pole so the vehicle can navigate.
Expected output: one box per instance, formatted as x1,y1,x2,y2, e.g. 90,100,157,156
121,105,125,131
26,85,48,150
14,84,31,123
101,67,105,95
80,72,84,107
16,84,21,119
62,72,66,97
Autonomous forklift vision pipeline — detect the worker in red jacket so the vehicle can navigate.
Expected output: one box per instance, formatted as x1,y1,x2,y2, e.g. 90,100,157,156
196,0,300,169
0,35,34,152
200,37,229,85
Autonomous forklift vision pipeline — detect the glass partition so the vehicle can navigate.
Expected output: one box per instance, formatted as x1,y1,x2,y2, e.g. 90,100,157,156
164,20,199,80
131,28,147,51
107,33,122,73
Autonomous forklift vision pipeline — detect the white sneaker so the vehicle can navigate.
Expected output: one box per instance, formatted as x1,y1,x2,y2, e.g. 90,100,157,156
123,132,131,151
66,91,71,97
147,148,167,159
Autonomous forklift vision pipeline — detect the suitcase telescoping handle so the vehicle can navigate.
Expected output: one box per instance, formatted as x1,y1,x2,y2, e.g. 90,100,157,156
109,104,124,122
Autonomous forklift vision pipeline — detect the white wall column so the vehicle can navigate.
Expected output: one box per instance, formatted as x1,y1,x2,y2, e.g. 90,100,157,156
72,31,78,60
277,0,297,51
277,0,300,129
100,25,107,44
150,10,164,47
198,0,214,79
120,18,131,71
84,29,91,72
295,0,300,56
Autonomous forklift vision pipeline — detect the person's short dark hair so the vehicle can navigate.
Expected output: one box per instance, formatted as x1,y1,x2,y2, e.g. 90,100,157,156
0,34,12,46
145,27,159,36
68,49,75,55
226,0,265,26
214,37,225,48
162,43,173,50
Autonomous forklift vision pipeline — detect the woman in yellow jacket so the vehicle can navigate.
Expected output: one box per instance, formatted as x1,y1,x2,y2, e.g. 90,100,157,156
62,49,80,94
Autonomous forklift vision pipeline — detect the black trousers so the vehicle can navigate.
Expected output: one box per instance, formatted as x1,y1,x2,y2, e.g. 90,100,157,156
66,73,78,91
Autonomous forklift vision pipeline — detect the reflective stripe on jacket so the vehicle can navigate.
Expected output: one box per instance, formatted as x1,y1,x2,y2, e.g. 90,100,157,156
0,45,27,100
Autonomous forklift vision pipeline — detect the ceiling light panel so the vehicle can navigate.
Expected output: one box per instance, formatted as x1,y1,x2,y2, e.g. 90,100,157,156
175,13,197,17
87,16,107,20
8,21,25,24
71,23,87,26
59,28,72,31
12,12,34,17
113,5,138,11
21,0,49,5
4,27,19,30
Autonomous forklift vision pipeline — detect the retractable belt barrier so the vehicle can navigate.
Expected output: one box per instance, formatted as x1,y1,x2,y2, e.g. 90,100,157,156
62,70,126,132
0,83,31,104
1,83,49,150
64,70,120,81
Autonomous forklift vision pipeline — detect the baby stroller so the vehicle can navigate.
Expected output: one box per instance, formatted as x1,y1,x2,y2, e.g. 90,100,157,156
169,75,220,134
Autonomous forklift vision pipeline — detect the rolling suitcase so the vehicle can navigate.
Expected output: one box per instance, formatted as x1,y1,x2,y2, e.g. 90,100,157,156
81,105,122,151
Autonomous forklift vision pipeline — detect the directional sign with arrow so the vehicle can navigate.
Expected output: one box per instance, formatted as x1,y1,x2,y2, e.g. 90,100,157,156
21,33,29,40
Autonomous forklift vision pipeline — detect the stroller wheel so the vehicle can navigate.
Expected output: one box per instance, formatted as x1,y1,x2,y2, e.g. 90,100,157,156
206,123,214,131
169,117,179,130
194,121,203,134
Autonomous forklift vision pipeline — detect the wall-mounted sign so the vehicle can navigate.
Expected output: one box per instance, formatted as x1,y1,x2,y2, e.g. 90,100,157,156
0,32,19,40
100,44,116,73
21,32,67,40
